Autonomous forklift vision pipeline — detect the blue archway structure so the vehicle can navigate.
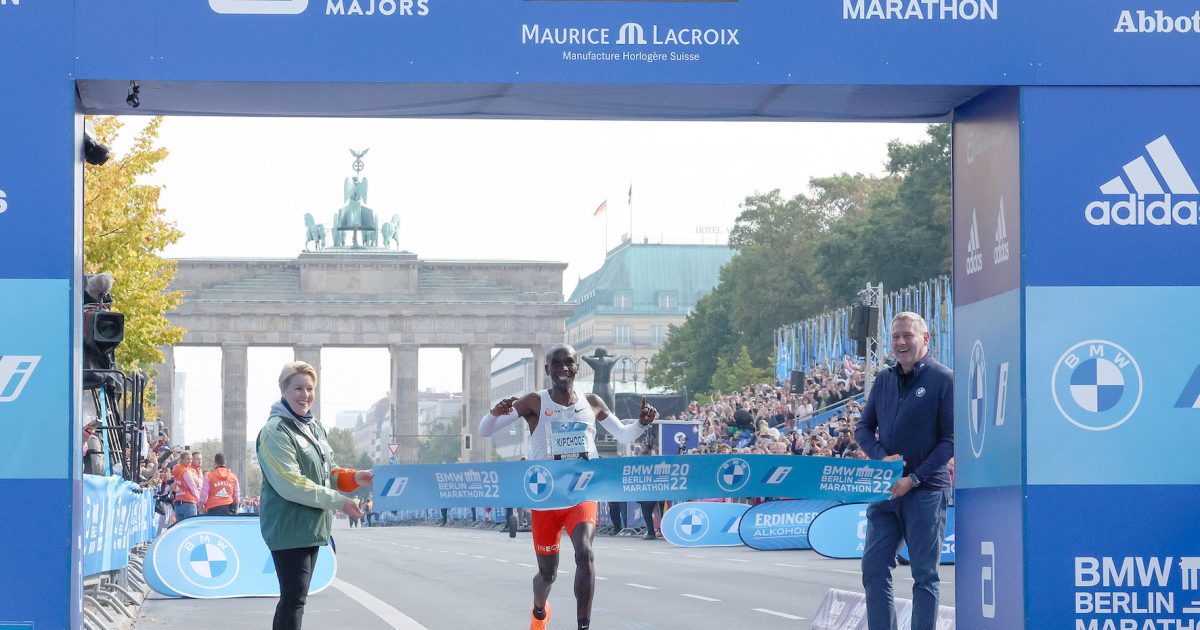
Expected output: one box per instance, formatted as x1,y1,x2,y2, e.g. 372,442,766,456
4,1,1200,627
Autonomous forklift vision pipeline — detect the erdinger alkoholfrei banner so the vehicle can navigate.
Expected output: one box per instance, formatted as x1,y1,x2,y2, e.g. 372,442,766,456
145,516,336,599
738,499,840,551
372,455,901,511
659,501,748,548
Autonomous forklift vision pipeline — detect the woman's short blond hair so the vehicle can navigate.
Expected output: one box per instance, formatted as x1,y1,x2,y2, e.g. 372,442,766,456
278,361,318,392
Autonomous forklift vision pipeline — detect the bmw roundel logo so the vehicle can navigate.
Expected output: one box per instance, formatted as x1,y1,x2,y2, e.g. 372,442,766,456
674,507,709,542
716,458,751,493
967,340,988,458
176,532,240,590
524,464,555,502
1052,339,1142,431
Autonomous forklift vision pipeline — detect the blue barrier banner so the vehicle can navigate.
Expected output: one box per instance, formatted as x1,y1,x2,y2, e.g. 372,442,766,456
807,503,869,560
738,499,840,551
899,507,956,565
145,516,336,599
373,455,902,511
660,502,747,548
82,475,158,576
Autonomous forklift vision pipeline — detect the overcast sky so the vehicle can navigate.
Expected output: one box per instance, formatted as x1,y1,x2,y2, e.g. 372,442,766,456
125,116,927,444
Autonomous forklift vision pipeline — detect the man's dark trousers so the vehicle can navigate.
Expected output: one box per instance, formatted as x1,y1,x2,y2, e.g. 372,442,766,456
861,487,950,630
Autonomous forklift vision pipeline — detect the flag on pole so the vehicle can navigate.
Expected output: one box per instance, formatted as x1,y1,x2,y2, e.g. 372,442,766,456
594,200,608,216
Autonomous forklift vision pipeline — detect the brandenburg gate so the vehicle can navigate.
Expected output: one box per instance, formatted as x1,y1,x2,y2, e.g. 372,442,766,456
154,251,574,476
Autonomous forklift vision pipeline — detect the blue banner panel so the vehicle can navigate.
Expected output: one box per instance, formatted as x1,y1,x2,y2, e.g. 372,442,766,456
0,479,74,630
1026,484,1200,630
657,421,700,455
373,455,902,511
953,87,1021,307
1023,87,1200,286
953,289,1023,489
899,507,955,565
73,2,1200,89
82,475,159,577
1027,286,1200,485
146,517,336,599
955,486,1025,630
738,499,839,551
660,501,747,548
0,280,70,480
808,503,870,560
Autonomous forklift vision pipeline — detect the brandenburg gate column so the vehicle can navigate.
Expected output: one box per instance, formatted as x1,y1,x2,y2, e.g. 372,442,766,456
463,344,492,463
530,344,545,392
389,344,419,464
153,345,176,440
293,344,323,420
221,343,249,480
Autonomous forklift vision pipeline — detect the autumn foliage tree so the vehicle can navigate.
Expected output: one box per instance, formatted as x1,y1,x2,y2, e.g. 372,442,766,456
84,116,185,419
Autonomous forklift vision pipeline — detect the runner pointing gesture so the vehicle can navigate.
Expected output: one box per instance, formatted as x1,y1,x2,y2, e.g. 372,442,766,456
480,344,658,630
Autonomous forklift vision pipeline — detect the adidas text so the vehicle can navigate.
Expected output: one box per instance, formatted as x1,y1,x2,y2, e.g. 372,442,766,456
1115,10,1200,34
1086,195,1199,226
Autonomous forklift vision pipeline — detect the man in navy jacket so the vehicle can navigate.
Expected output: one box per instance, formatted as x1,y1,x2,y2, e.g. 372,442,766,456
855,311,953,630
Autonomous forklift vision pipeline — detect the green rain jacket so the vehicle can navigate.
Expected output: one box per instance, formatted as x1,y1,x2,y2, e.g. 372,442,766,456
257,399,356,551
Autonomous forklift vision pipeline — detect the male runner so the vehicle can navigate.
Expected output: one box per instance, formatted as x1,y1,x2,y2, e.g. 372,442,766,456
480,344,658,630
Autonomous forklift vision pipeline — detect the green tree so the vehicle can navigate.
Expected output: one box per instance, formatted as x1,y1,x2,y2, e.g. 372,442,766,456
710,346,773,393
326,427,360,468
420,421,462,464
84,116,184,421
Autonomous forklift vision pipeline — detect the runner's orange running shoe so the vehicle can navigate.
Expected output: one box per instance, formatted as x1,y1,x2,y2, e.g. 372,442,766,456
530,602,551,630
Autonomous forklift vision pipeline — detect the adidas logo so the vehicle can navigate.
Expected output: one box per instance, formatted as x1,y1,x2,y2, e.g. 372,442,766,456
993,197,1010,265
1086,135,1200,226
965,208,983,275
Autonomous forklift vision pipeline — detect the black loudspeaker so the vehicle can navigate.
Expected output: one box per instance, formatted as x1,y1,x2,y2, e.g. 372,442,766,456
850,305,879,344
790,370,805,393
83,309,125,370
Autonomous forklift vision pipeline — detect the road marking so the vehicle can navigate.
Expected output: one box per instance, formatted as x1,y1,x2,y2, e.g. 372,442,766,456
626,583,659,590
494,558,509,563
619,548,634,552
519,563,537,568
681,594,720,602
685,554,706,559
725,558,751,563
834,569,861,575
439,550,449,553
754,608,805,621
596,576,608,581
455,552,466,556
774,563,807,569
332,578,427,629
472,555,486,559
651,551,668,555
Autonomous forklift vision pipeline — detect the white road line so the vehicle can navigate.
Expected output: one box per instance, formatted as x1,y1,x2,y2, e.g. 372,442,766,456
472,555,486,559
685,554,706,559
681,594,720,602
455,552,466,556
332,578,427,629
618,548,634,552
834,569,861,575
651,551,668,555
596,576,608,581
439,550,449,553
725,558,751,563
626,583,659,590
754,608,805,621
774,563,807,569
519,563,537,568
494,558,509,563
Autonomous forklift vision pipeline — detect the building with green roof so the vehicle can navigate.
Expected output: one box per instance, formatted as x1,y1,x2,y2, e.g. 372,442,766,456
567,239,733,389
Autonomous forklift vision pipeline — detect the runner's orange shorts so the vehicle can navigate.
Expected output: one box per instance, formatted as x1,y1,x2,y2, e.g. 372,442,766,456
531,501,598,555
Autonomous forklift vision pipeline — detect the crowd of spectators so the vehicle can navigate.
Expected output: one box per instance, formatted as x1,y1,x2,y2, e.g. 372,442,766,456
654,355,870,460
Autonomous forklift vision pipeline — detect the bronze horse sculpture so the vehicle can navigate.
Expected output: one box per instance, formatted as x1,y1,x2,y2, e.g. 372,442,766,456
303,213,326,251
380,214,400,250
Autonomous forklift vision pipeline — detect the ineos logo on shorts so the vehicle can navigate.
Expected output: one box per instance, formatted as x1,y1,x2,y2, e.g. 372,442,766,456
524,465,554,502
210,0,308,15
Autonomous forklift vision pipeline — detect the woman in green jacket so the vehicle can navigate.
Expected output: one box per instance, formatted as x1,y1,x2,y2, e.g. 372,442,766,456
258,361,372,630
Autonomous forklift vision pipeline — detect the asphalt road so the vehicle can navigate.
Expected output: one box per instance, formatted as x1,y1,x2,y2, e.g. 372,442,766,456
135,520,955,629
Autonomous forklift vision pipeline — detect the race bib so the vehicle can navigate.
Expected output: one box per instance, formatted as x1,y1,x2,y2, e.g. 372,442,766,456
550,421,589,459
